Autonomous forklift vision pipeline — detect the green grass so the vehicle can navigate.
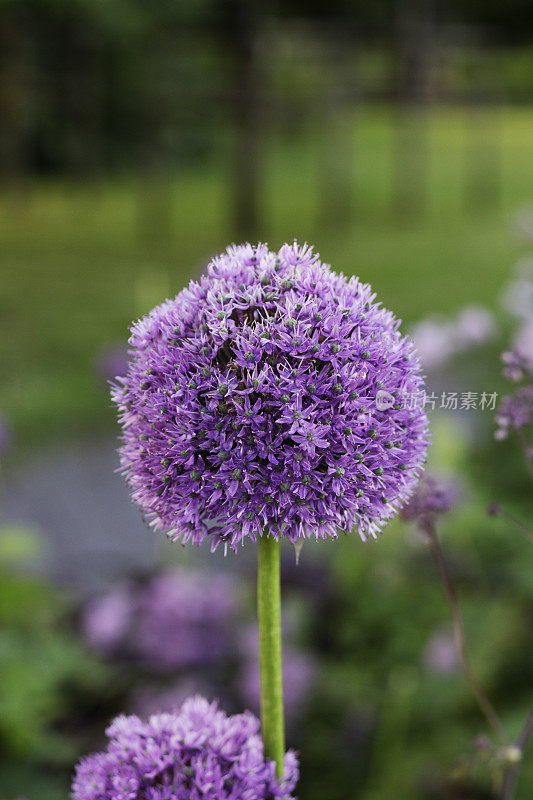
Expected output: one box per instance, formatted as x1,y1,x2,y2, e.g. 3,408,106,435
1,105,533,447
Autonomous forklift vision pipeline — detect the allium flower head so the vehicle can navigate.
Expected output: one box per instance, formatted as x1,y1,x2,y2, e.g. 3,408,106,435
112,242,428,550
72,696,298,800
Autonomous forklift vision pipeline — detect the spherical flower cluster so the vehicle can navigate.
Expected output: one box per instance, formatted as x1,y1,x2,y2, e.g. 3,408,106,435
83,570,238,671
72,696,298,800
400,473,459,526
112,242,428,550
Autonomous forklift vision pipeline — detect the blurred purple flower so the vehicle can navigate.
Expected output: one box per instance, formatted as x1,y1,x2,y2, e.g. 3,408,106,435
83,586,133,653
411,306,495,372
455,305,495,347
135,570,238,672
400,473,460,527
94,343,129,386
502,350,531,382
82,569,239,672
112,242,428,550
495,386,533,441
72,696,299,800
423,629,458,675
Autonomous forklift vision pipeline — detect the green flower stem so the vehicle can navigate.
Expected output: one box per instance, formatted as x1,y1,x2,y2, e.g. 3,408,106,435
257,533,285,778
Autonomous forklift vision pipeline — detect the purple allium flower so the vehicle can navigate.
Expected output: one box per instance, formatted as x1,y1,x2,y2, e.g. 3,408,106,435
94,343,129,386
112,243,428,550
135,571,238,671
495,386,533,441
400,473,459,526
71,696,299,800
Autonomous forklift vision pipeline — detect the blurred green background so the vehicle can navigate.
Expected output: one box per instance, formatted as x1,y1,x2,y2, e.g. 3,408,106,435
1,0,533,798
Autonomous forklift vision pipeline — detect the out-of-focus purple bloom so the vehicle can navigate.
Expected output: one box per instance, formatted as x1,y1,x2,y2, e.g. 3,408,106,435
238,625,316,723
82,569,238,672
400,473,459,527
495,386,533,441
94,343,129,386
0,414,13,456
455,305,495,347
83,586,133,653
72,696,299,800
112,242,428,550
135,570,238,671
423,629,458,675
411,306,495,372
502,350,531,383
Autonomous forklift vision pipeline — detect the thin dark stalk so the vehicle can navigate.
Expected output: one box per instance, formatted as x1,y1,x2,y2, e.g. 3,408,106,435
500,507,533,544
423,522,507,744
501,704,533,800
